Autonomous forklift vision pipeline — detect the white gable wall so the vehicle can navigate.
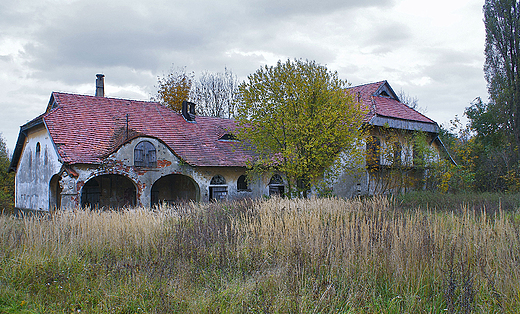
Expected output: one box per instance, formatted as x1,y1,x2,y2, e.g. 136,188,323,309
15,126,62,211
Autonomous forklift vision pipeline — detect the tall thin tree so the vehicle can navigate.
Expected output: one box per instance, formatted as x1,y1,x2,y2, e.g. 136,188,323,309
484,0,520,157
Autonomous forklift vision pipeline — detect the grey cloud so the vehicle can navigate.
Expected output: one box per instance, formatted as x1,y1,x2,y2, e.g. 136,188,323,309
249,0,394,17
363,23,412,54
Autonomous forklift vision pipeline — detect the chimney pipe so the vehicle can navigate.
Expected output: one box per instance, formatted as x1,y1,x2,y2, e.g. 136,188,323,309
96,74,105,97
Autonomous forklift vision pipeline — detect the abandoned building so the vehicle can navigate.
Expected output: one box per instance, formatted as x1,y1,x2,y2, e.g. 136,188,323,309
9,75,444,211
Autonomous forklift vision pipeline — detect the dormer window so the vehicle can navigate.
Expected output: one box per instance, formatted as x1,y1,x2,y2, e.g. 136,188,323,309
218,134,238,141
134,141,156,167
380,91,390,97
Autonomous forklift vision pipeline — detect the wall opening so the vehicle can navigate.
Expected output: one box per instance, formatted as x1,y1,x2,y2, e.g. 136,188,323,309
81,174,136,209
134,141,157,167
49,174,62,210
269,174,285,196
209,175,227,201
237,174,250,191
151,174,199,206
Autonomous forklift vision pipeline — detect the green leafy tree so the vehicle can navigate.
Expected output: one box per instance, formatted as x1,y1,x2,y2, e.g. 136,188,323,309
0,134,14,212
235,59,365,197
484,0,520,156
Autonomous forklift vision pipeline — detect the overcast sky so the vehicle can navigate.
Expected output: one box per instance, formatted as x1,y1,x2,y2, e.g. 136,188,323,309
0,0,488,152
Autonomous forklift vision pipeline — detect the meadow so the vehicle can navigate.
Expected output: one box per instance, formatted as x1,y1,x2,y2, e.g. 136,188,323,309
0,194,519,313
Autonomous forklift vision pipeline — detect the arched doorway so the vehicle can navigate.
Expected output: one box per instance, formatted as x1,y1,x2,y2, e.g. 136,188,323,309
81,174,136,209
49,174,62,210
151,174,199,206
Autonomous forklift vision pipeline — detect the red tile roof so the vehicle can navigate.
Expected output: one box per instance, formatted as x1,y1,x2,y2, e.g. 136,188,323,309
43,92,250,167
20,80,438,168
347,81,436,124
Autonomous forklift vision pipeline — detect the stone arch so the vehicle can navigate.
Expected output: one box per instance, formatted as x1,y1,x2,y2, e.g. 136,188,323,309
151,174,199,206
49,174,62,210
80,174,137,209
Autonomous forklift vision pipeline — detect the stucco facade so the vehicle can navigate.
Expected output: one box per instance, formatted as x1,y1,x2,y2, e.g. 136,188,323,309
10,78,446,211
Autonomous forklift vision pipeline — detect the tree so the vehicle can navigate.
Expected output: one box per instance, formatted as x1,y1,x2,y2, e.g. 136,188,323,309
192,68,239,118
155,66,240,118
235,59,365,197
397,89,425,113
0,134,14,212
155,66,194,111
483,0,520,157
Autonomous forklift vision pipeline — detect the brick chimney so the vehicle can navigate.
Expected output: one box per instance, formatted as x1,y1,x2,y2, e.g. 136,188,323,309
96,74,105,97
181,100,196,121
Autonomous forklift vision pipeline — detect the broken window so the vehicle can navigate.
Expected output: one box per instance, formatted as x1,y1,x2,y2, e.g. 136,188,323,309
237,175,250,191
269,174,285,196
209,175,227,201
134,141,157,167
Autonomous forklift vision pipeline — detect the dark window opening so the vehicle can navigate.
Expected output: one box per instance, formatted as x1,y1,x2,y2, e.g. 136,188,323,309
35,142,41,158
380,91,390,97
219,134,239,141
209,175,227,201
210,175,226,185
134,141,157,167
237,175,250,191
393,142,402,166
366,136,381,169
269,174,285,197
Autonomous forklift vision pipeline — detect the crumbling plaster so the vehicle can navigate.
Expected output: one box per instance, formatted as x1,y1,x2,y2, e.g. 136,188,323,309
66,136,256,208
15,126,62,211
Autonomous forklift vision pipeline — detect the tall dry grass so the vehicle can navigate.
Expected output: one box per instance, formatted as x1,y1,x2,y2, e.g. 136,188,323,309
0,197,519,313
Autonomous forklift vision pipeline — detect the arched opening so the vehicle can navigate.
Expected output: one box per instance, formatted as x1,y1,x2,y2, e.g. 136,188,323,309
81,174,136,209
49,174,62,210
237,174,250,191
269,174,285,196
135,141,157,167
151,174,199,206
209,175,227,201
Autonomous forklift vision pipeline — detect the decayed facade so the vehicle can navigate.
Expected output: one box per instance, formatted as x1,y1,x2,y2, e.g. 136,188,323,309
9,76,444,211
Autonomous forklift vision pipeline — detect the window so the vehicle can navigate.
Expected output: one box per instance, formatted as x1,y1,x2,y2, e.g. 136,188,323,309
219,134,238,141
209,175,227,200
35,142,41,167
269,174,285,196
134,141,157,167
366,136,380,169
393,142,402,166
237,175,250,191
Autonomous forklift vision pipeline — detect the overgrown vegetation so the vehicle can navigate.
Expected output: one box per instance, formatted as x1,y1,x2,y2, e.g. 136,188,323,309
1,196,519,313
0,134,14,214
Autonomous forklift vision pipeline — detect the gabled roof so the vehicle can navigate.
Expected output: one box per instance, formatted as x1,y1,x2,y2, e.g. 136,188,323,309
348,80,437,127
10,80,441,171
32,92,250,167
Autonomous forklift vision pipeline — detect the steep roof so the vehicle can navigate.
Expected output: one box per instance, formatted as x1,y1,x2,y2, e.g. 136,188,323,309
347,80,437,125
40,92,250,167
10,80,440,171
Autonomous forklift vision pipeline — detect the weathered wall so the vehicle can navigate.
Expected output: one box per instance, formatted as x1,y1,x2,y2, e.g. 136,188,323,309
15,126,62,210
66,137,262,208
332,128,441,198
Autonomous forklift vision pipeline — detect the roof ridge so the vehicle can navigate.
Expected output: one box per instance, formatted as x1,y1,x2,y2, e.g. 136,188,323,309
52,91,160,104
347,80,386,89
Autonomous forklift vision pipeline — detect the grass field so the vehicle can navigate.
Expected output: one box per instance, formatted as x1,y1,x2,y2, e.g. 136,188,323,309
1,194,519,313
